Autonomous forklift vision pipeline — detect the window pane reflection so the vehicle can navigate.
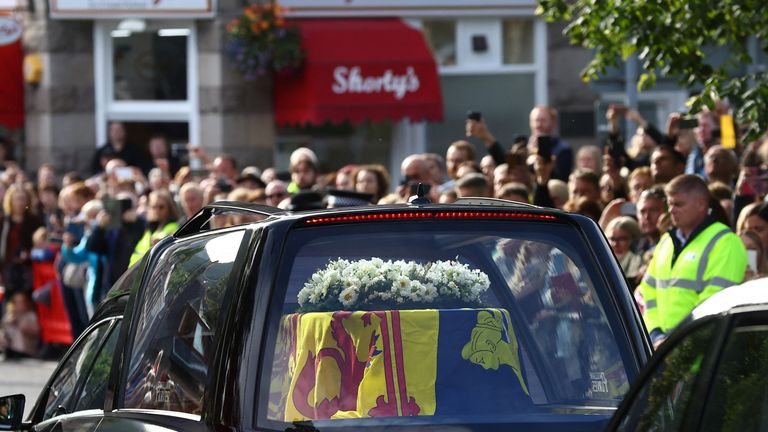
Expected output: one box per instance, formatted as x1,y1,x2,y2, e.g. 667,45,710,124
422,20,456,66
112,29,188,101
502,18,534,64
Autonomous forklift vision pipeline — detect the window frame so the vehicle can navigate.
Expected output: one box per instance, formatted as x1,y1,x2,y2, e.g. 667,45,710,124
93,20,200,149
696,311,768,432
417,16,547,105
607,315,731,432
31,316,121,424
115,227,253,416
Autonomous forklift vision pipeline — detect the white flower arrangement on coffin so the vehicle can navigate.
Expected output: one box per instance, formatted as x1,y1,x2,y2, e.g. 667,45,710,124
297,258,491,312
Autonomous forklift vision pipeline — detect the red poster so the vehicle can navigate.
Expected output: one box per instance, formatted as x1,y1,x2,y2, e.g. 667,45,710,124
0,15,24,131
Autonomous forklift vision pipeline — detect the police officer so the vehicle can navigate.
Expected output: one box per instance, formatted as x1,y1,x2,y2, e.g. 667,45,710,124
640,174,746,347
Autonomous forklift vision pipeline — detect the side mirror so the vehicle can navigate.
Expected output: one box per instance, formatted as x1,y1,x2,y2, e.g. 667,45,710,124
0,394,24,430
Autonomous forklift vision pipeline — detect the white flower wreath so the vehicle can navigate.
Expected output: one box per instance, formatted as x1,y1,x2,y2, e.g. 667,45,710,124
297,258,491,312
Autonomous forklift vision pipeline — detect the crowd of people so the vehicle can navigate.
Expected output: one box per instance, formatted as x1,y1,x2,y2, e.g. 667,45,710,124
0,99,764,358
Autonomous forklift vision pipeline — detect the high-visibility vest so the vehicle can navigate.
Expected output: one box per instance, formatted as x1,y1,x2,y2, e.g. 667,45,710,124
640,221,746,333
129,221,179,267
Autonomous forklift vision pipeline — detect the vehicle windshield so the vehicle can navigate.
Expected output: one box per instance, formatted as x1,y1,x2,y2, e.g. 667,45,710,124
259,219,633,430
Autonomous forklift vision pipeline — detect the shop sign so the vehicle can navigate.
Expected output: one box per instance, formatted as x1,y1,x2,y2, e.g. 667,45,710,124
0,16,21,46
49,0,216,19
332,66,420,101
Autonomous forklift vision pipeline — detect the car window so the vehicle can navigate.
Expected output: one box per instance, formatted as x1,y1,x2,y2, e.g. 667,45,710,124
700,324,768,432
74,321,122,411
260,221,633,429
616,321,716,432
43,321,114,420
122,230,245,415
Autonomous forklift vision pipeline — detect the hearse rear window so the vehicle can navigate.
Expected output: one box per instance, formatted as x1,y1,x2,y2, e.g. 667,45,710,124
259,220,631,429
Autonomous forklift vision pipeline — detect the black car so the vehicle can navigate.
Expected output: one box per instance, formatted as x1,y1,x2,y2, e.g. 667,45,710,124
1,198,652,431
607,277,768,432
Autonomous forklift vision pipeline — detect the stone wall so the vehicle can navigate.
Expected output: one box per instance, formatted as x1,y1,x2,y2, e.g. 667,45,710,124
198,0,275,171
22,0,95,174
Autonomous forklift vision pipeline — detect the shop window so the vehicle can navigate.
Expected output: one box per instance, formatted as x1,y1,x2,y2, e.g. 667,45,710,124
422,20,457,66
502,18,534,64
112,26,188,101
95,21,198,147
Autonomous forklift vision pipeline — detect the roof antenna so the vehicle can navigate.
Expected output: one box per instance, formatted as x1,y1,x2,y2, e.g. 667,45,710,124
408,183,432,205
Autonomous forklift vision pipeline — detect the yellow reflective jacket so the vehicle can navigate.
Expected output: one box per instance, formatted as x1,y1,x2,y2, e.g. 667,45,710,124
640,221,746,333
129,221,179,267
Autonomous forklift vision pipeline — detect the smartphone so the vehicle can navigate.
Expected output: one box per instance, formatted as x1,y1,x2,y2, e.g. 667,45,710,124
620,201,637,216
217,178,233,193
101,198,124,229
119,198,133,213
678,117,699,129
747,250,758,273
466,111,482,121
409,182,432,196
537,135,554,160
115,167,133,181
606,138,625,161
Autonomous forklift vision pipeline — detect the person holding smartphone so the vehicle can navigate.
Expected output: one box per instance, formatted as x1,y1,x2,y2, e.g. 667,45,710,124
528,106,573,182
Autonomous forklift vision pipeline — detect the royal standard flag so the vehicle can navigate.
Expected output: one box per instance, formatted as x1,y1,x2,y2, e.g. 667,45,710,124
270,308,531,421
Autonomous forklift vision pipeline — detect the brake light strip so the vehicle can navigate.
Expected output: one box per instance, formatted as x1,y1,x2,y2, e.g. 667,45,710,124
304,211,557,224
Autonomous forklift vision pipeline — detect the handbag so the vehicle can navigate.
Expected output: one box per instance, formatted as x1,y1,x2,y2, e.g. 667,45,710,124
62,262,89,289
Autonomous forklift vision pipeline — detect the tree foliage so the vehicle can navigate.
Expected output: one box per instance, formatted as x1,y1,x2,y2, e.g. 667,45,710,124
537,0,768,142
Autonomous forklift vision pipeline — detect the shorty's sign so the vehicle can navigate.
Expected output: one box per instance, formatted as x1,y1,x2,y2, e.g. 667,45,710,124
332,66,420,101
0,16,21,46
49,0,216,18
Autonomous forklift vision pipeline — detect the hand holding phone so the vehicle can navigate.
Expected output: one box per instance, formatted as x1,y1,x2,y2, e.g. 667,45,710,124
536,135,554,160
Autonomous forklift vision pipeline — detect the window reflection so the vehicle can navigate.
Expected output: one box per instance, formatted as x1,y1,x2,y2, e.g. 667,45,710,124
422,20,456,66
502,18,534,64
112,27,188,101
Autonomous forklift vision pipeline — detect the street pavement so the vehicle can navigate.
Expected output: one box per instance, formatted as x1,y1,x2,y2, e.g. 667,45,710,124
0,358,58,418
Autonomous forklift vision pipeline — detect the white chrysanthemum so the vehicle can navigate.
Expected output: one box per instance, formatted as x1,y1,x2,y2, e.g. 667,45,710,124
308,289,322,304
297,287,311,305
394,276,411,294
423,283,438,301
339,286,359,307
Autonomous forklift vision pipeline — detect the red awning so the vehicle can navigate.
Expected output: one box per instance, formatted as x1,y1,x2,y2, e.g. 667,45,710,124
275,18,443,126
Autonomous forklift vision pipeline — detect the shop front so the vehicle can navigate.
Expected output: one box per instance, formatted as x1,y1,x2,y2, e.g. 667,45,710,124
279,0,547,181
21,0,558,181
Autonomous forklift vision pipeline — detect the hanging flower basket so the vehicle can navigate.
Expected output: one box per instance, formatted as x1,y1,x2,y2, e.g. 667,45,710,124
224,1,304,80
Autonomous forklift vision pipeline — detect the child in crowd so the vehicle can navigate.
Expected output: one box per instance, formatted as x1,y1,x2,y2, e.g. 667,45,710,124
0,291,40,359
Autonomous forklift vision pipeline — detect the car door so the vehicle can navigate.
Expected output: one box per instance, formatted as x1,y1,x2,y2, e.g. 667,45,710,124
607,317,724,432
31,318,121,432
694,311,768,431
